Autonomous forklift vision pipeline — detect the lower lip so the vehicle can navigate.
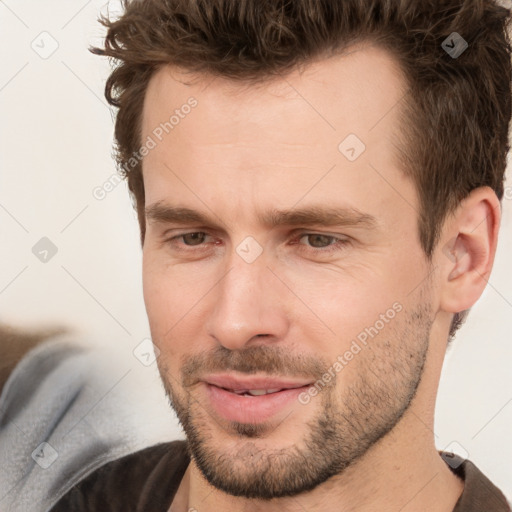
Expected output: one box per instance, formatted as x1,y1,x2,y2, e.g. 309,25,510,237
204,383,310,424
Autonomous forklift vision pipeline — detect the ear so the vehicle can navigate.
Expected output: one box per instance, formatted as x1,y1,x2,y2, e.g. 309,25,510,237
438,186,501,314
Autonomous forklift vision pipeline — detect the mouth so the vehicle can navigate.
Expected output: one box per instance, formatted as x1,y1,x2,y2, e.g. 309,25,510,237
225,388,293,396
201,374,313,424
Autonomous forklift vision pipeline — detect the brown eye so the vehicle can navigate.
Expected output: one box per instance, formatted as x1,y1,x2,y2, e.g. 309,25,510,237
293,233,351,256
300,234,336,248
181,232,207,246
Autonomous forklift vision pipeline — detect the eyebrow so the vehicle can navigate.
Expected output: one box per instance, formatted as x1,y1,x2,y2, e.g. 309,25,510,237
145,202,378,231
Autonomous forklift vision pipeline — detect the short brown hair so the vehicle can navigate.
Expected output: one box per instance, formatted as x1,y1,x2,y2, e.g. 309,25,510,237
92,0,512,339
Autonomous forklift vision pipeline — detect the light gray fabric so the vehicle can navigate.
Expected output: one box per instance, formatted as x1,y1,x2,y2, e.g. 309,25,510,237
0,335,136,512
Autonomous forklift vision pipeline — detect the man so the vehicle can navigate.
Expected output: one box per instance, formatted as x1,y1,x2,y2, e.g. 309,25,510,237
19,0,512,510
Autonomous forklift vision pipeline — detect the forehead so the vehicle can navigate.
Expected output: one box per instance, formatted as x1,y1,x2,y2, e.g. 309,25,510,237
142,43,406,144
140,44,413,222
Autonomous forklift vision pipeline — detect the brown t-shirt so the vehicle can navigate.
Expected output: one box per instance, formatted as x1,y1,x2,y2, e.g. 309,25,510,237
51,441,511,511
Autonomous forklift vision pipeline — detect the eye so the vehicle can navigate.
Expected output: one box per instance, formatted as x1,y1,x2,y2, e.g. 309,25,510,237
165,231,214,251
163,231,350,257
299,234,336,248
294,233,350,255
179,232,208,246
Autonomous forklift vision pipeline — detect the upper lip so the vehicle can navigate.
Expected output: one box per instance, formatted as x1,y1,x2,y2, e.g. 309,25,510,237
203,373,313,392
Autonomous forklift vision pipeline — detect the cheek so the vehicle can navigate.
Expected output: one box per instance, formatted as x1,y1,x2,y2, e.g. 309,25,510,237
287,262,411,360
143,276,189,368
142,258,168,326
143,248,184,318
286,261,380,314
142,254,212,355
142,254,183,349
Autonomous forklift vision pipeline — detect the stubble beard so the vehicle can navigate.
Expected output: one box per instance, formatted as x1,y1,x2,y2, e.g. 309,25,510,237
157,300,432,500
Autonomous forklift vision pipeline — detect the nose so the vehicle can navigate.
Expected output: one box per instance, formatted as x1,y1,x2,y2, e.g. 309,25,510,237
205,256,289,351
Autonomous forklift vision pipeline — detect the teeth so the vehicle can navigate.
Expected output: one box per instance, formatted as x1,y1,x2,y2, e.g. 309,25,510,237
247,389,268,396
239,388,282,396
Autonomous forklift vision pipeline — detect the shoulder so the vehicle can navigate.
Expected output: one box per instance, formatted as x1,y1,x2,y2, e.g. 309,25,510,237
51,440,190,512
443,453,511,512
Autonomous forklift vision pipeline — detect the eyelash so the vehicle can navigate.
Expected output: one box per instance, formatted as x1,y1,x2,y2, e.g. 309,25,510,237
164,232,350,256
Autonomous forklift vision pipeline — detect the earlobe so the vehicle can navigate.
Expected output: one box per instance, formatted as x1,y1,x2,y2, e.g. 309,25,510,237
439,187,501,313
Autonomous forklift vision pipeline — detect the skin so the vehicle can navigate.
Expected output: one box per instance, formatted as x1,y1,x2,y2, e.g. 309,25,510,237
140,43,500,512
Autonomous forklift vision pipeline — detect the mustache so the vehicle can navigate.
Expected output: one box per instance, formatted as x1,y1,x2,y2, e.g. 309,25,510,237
180,344,329,388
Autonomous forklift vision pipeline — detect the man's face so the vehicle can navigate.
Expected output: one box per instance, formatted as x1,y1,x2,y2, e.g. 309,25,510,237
141,45,436,498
